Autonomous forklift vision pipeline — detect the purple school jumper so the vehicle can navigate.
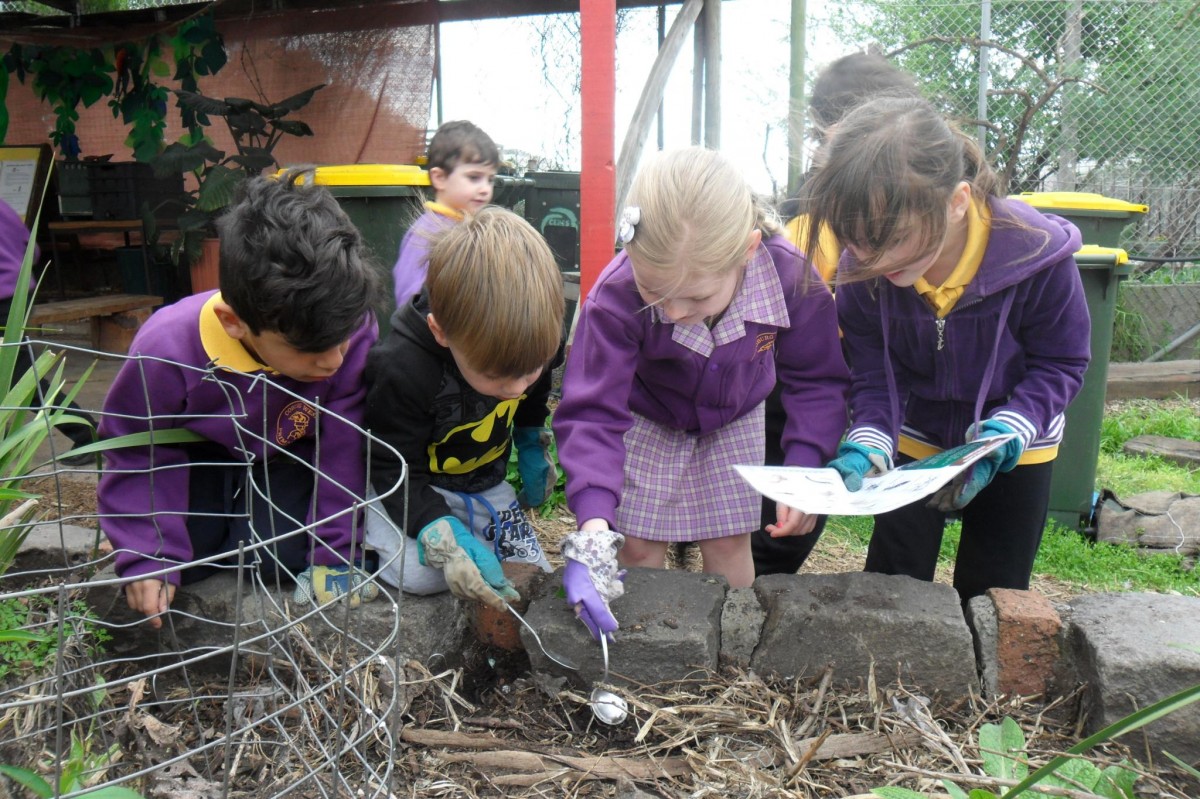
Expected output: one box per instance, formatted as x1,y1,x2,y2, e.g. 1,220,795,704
98,291,378,583
554,235,850,533
838,197,1091,460
0,200,36,301
391,205,458,308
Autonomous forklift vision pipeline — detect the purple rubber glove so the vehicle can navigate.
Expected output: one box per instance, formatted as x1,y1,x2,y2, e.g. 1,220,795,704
561,529,625,641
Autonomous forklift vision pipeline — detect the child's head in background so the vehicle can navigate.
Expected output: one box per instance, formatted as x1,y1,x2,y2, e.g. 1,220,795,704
622,147,779,326
808,52,920,145
215,168,378,382
426,120,500,215
425,206,563,400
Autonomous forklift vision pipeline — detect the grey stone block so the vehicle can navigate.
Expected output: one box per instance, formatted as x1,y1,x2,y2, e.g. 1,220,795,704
966,594,1000,697
1068,592,1200,763
720,586,765,669
88,568,467,674
751,572,978,698
522,566,726,688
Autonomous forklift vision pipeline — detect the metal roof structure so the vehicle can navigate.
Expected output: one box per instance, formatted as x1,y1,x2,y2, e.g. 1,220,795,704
0,0,674,44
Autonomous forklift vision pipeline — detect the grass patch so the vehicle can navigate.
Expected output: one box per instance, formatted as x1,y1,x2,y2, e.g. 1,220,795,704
1097,452,1200,496
1099,398,1200,454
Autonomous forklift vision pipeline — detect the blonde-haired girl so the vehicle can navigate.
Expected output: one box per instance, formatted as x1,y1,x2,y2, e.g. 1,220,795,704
553,147,849,640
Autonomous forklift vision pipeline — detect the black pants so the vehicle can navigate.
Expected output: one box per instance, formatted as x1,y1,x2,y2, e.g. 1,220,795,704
865,456,1054,600
182,453,314,586
2,298,96,448
751,381,828,576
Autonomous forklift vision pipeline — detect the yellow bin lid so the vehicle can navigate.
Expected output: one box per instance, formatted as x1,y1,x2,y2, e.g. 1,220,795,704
283,164,431,187
1011,191,1147,216
1075,244,1129,264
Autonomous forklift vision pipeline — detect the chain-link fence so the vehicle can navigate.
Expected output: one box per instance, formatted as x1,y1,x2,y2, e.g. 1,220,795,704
818,0,1200,261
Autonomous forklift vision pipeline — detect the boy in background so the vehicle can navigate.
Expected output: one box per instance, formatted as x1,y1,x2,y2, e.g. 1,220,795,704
99,170,381,628
365,207,563,610
391,120,499,308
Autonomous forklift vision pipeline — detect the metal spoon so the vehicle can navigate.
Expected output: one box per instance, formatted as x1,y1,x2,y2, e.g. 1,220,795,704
589,633,629,725
506,604,578,671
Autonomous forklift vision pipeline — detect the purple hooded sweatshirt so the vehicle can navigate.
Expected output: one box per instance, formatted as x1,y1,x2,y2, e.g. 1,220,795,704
554,235,850,527
391,206,458,308
98,291,378,582
838,196,1091,460
0,200,36,301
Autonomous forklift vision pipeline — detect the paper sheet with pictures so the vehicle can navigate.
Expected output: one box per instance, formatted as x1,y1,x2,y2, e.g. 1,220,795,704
734,434,1020,516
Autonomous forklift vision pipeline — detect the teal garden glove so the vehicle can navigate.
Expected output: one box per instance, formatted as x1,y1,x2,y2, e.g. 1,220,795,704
513,426,558,507
417,516,521,610
928,419,1025,512
826,441,893,492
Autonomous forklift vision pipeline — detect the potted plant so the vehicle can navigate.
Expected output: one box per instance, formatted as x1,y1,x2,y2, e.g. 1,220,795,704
149,83,325,292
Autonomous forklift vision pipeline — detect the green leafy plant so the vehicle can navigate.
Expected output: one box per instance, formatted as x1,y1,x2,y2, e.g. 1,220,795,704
0,680,145,799
2,44,114,158
149,83,325,266
0,596,109,682
872,683,1200,798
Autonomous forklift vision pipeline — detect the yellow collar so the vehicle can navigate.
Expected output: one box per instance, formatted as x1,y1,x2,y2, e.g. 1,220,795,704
913,199,990,318
425,201,465,221
198,292,275,373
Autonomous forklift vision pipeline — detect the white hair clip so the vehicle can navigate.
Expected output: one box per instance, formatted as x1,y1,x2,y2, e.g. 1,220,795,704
618,206,641,245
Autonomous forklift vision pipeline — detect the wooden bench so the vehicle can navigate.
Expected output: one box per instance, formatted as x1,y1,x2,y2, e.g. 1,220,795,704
28,294,162,354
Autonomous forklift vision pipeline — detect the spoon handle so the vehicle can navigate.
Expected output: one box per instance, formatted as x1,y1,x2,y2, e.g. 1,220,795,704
599,630,611,683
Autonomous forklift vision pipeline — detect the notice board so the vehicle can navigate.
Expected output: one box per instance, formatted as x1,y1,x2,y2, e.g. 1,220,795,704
0,144,52,227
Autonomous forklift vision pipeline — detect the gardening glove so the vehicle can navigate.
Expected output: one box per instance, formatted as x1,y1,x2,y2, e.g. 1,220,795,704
561,529,625,642
513,426,558,508
928,419,1025,512
826,441,893,492
417,516,520,611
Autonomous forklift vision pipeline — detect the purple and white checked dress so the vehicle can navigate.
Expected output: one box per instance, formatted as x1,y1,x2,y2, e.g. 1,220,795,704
617,404,764,542
614,271,779,542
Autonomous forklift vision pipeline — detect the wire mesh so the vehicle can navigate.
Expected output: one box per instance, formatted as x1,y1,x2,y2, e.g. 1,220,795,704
0,339,410,798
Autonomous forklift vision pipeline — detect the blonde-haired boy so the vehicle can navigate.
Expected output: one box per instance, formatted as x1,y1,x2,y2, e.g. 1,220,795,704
365,207,564,609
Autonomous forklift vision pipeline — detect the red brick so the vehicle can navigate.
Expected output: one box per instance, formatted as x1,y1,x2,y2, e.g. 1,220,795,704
988,588,1063,697
469,562,544,652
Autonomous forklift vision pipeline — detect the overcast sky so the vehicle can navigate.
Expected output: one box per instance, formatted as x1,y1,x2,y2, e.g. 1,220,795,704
436,1,850,197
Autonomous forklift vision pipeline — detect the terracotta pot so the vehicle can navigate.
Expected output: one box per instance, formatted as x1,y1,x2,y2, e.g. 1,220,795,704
189,237,220,294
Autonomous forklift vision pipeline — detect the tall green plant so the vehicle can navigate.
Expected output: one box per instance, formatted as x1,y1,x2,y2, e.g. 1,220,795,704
149,84,325,265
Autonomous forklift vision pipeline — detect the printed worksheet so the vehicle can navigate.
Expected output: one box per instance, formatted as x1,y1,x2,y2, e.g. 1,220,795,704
734,435,1019,515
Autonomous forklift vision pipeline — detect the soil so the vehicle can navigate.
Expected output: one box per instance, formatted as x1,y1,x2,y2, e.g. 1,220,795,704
24,474,101,528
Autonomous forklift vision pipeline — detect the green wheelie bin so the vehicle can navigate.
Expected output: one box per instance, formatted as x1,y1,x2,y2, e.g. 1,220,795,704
306,164,430,325
1053,245,1132,529
1012,192,1148,529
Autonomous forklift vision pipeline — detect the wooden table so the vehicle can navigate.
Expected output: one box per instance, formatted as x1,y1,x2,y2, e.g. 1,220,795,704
46,219,154,301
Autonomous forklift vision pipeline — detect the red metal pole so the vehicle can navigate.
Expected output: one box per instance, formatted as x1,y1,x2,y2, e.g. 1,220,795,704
579,0,616,302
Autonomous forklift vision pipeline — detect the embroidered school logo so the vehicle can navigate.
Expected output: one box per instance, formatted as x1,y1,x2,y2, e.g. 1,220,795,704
755,332,777,354
277,400,317,445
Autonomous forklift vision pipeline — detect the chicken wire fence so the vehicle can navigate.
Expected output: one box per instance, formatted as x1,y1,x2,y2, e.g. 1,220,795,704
0,339,415,799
